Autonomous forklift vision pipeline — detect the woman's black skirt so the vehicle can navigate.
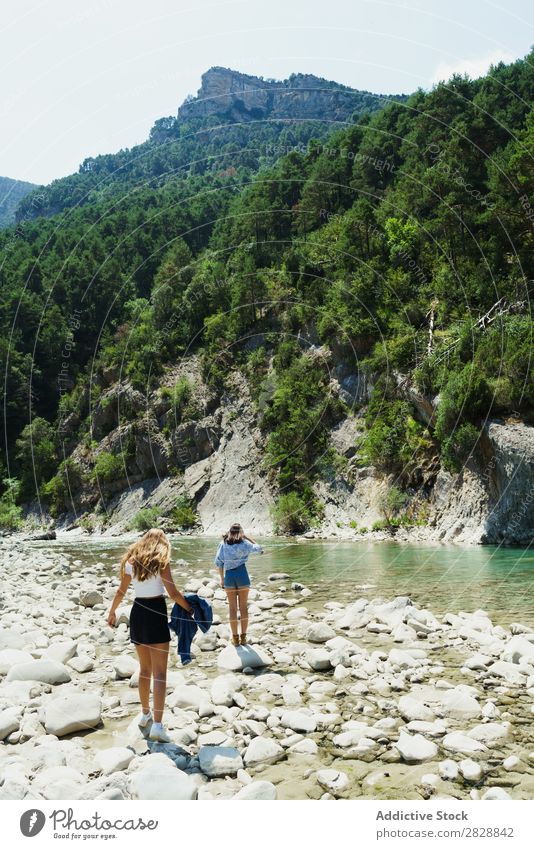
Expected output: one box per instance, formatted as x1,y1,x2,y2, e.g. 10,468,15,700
129,596,171,645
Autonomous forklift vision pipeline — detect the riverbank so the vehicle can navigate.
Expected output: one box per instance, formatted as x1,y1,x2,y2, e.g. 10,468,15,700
1,539,534,800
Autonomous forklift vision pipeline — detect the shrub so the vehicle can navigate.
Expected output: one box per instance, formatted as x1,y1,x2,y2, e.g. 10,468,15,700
162,378,200,423
91,452,124,484
440,422,481,472
41,458,85,516
15,417,57,500
0,479,22,531
372,519,389,531
270,492,314,534
376,485,409,523
130,507,161,531
169,496,198,530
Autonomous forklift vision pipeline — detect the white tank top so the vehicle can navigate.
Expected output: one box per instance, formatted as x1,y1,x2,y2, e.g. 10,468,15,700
124,561,166,598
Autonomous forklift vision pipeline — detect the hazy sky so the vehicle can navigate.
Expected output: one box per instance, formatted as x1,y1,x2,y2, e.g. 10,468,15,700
1,0,532,185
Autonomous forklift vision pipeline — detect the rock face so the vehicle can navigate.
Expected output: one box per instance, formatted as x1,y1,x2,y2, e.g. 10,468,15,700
178,67,392,124
429,420,534,544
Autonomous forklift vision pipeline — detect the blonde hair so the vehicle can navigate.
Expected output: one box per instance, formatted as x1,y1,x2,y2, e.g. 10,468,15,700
120,528,170,581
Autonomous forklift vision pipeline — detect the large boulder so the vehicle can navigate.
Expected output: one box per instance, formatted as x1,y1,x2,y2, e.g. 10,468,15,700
0,649,33,674
44,693,102,736
0,708,20,740
198,746,243,777
7,660,71,685
395,731,438,764
280,711,317,734
233,781,277,800
244,736,284,767
130,754,197,800
45,642,78,665
94,747,136,775
217,644,272,672
306,623,336,644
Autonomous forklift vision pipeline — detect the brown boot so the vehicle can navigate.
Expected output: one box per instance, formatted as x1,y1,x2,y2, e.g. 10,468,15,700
240,633,248,645
231,635,240,646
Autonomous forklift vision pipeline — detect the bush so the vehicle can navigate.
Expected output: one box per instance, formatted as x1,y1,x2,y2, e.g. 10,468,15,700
270,492,314,534
41,458,85,516
130,507,161,531
169,496,198,530
376,484,409,523
162,378,200,424
91,452,125,484
0,479,22,531
372,519,389,531
441,422,481,472
15,417,57,500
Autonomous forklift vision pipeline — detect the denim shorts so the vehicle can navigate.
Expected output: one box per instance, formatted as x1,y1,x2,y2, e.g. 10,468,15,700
224,564,251,589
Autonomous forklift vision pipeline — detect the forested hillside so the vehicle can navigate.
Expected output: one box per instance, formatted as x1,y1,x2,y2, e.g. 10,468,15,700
0,176,36,227
1,56,533,536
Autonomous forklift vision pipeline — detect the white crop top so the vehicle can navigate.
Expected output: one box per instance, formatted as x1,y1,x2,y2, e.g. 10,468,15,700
124,561,166,598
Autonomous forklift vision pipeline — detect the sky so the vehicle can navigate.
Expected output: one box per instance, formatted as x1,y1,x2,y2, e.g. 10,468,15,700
1,0,533,185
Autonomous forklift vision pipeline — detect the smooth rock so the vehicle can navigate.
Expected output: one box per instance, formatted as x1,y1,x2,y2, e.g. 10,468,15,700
7,660,71,685
233,781,277,800
198,746,243,777
244,736,284,767
44,693,102,736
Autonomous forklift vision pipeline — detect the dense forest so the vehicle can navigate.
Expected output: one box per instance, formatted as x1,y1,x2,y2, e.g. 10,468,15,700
1,55,533,532
0,176,36,227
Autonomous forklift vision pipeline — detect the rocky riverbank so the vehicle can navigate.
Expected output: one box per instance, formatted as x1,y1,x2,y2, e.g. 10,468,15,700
1,542,534,801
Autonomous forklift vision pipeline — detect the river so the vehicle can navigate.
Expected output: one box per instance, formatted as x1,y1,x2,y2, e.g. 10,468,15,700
23,535,534,629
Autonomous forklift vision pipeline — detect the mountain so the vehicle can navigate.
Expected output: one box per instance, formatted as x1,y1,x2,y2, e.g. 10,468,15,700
177,66,396,122
0,176,37,227
15,67,403,222
1,56,533,543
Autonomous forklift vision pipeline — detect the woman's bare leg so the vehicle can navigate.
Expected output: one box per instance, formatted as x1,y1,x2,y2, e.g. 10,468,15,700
237,588,249,636
135,644,152,713
148,642,170,723
226,589,239,638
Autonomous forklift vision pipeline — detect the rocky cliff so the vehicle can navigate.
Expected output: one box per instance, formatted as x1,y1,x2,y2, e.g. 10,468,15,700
32,353,534,547
178,66,397,123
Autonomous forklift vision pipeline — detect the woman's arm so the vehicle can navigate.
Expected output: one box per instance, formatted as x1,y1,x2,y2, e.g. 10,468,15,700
161,563,194,614
107,572,131,627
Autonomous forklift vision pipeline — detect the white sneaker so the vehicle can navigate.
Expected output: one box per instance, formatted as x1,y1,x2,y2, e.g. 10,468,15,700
149,723,171,743
137,711,152,728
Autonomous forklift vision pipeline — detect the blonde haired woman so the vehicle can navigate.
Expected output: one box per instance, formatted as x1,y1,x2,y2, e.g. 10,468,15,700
106,528,193,743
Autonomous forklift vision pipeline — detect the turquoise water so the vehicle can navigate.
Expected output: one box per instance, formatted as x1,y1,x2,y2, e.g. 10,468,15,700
28,536,534,629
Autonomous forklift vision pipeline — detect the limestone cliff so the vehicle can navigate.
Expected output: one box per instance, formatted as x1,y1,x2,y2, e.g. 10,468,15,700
178,66,396,123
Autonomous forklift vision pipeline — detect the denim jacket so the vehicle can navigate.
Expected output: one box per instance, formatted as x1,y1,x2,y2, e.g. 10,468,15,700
214,539,263,573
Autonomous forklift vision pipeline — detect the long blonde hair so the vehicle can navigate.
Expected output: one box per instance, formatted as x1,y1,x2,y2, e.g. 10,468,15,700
120,528,170,581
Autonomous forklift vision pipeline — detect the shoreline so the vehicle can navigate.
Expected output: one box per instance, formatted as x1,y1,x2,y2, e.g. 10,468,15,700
1,541,534,800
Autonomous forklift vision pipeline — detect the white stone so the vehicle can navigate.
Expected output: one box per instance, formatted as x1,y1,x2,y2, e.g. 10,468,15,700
503,755,521,772
290,738,318,755
306,623,336,643
45,641,77,665
217,644,272,672
94,747,135,775
439,759,459,780
7,660,71,685
467,723,511,746
198,746,243,777
305,649,332,671
395,731,438,764
130,755,196,800
459,759,483,782
398,695,435,722
438,689,481,720
113,655,137,679
79,590,103,607
0,708,20,740
280,711,317,734
167,684,205,710
481,787,512,800
0,649,33,674
44,693,102,736
233,781,277,800
211,675,239,707
316,769,349,793
244,736,284,767
442,733,487,755
68,656,94,673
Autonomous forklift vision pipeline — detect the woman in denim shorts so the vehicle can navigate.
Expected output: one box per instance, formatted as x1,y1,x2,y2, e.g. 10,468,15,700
215,523,263,646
